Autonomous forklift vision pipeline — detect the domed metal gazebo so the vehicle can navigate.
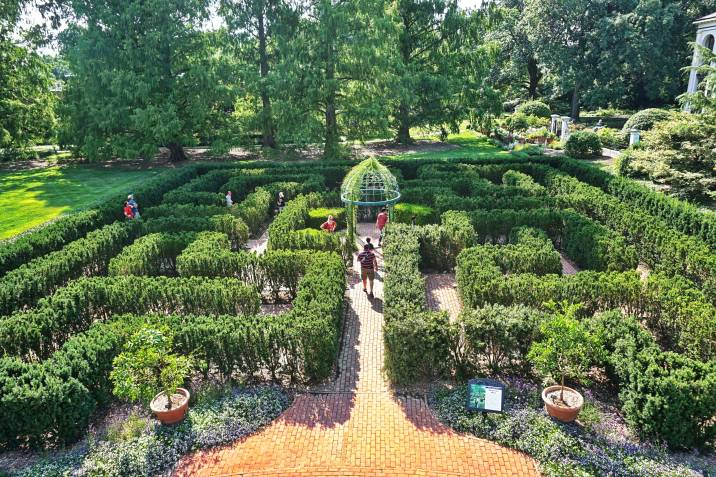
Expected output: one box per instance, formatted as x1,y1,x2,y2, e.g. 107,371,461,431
340,157,400,239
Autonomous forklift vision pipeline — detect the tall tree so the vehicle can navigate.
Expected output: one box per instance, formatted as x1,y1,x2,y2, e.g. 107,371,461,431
279,0,394,158
522,0,608,119
392,0,463,143
0,1,57,160
220,0,299,148
488,0,542,100
61,0,234,161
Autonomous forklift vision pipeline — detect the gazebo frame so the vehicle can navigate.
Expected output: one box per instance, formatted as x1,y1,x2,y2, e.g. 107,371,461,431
340,157,400,240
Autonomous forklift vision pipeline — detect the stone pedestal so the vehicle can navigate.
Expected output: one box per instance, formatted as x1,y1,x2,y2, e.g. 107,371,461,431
629,129,641,146
550,114,560,134
560,116,571,141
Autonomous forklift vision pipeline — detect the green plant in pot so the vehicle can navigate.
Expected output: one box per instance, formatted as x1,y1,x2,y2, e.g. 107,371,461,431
110,326,193,425
527,301,602,423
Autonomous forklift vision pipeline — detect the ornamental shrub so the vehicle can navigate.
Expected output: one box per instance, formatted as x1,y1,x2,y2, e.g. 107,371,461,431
622,108,673,132
527,302,603,393
595,127,627,149
515,100,551,118
619,350,716,449
459,304,544,374
502,170,545,196
108,233,197,276
110,326,193,406
393,203,435,225
564,131,602,159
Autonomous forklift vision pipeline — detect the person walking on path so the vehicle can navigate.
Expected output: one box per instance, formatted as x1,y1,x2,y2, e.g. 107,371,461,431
357,243,378,298
225,191,233,207
123,201,134,219
376,207,388,246
321,215,337,233
277,192,285,211
127,194,140,219
365,237,375,250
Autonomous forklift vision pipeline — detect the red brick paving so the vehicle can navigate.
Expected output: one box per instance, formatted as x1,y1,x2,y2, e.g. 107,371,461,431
174,225,539,477
559,253,580,275
426,273,462,321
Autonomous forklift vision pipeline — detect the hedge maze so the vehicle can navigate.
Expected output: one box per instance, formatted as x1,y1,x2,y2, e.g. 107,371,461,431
0,162,350,449
2,153,716,453
382,156,716,450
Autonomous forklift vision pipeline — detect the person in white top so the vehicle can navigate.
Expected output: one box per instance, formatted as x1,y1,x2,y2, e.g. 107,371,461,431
225,191,233,207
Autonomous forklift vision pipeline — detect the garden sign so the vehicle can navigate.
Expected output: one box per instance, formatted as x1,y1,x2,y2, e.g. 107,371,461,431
466,379,504,413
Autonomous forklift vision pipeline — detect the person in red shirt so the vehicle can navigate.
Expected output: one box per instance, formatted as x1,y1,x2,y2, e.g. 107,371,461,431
320,215,337,233
376,207,389,246
123,201,134,219
357,244,378,298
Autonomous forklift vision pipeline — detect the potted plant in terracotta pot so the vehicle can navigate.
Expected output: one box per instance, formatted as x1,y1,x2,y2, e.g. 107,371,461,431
527,302,601,423
110,326,193,425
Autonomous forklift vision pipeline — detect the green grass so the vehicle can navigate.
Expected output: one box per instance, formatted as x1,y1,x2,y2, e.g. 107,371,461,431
384,131,511,161
0,165,163,240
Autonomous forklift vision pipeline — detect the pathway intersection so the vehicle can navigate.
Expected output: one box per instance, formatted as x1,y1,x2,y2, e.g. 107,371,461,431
174,224,539,477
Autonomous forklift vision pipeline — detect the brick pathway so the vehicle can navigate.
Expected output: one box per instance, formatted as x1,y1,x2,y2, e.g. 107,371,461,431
174,224,539,477
426,273,462,321
559,252,580,275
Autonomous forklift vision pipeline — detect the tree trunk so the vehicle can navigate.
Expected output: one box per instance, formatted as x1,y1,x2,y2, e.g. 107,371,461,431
258,10,276,148
560,374,565,403
570,85,580,120
397,103,412,144
527,57,541,99
168,142,187,162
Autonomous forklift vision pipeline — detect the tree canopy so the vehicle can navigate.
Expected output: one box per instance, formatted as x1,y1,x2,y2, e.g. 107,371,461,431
0,0,714,160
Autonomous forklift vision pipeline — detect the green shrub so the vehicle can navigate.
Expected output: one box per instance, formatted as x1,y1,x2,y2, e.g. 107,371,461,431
459,304,544,374
307,207,346,230
564,131,602,159
0,221,140,316
108,233,196,276
527,302,603,393
0,276,261,359
143,215,248,250
505,112,530,132
236,187,273,235
383,311,453,384
622,108,673,132
619,350,716,449
110,326,192,406
393,203,435,225
515,100,551,118
502,170,545,196
595,127,627,149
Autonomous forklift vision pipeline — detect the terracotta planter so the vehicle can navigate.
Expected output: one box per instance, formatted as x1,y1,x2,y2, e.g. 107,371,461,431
541,385,583,423
150,387,190,425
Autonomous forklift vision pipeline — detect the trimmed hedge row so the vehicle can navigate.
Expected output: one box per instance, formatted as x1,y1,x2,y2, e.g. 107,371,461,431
0,166,198,277
555,157,716,251
0,221,141,316
456,249,716,361
590,311,716,449
0,276,261,359
142,214,248,250
469,208,637,272
307,207,347,230
545,171,716,286
382,224,452,383
108,232,197,276
236,187,273,235
177,246,312,301
502,170,545,196
0,249,345,449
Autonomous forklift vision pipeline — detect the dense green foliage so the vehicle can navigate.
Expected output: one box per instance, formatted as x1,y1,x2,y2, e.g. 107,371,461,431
564,131,601,159
514,100,550,118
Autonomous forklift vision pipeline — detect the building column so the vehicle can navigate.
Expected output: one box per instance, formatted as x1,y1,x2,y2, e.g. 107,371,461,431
560,116,571,141
550,114,560,134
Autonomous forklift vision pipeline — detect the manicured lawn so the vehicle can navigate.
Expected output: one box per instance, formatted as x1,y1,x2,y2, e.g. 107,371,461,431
0,165,163,240
385,131,511,161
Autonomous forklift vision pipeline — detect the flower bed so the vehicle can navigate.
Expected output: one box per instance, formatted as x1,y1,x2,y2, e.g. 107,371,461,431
16,386,289,477
431,380,706,477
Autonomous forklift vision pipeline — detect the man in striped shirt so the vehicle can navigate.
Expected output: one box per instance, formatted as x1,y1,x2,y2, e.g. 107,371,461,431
357,243,378,298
